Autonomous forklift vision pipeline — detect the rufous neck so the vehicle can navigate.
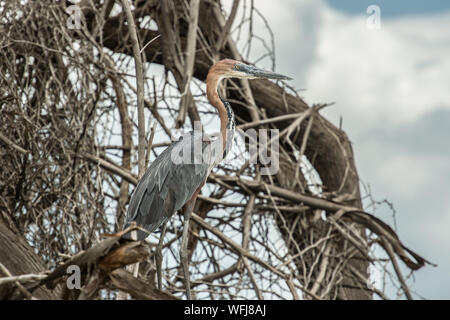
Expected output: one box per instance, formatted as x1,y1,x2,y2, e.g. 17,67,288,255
206,73,229,151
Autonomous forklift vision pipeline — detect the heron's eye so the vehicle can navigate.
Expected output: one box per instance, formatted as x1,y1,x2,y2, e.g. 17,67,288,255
235,65,240,70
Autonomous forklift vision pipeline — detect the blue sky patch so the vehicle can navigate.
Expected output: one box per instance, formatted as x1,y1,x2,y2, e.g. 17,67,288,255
325,0,450,18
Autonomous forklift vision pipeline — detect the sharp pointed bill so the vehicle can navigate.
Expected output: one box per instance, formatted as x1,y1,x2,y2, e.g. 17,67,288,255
234,63,292,80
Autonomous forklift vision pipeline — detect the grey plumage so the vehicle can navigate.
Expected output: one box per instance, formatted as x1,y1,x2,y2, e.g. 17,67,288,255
222,98,235,158
123,133,218,240
121,59,291,300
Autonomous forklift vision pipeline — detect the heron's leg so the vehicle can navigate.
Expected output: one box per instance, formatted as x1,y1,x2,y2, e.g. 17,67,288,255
130,230,140,277
156,222,167,290
180,199,196,300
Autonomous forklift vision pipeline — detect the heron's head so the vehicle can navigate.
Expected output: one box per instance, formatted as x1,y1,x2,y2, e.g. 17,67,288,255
209,59,292,81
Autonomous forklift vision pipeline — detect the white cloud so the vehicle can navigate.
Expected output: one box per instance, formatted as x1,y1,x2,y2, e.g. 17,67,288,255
304,7,450,136
420,199,450,249
254,0,450,298
250,0,325,82
366,145,449,199
256,1,450,137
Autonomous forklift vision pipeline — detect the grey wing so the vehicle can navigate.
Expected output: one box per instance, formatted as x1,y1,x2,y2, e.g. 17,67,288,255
123,134,212,240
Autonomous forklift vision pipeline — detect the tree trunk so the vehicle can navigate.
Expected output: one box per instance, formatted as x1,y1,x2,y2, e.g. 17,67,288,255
0,0,428,300
0,215,60,299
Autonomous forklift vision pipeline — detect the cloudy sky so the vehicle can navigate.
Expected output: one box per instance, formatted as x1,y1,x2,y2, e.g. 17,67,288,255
252,0,450,299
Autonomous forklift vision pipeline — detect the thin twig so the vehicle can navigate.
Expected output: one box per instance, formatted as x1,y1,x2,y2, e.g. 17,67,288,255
121,0,146,179
145,120,157,167
214,0,240,55
381,238,413,300
0,132,29,154
176,0,200,127
0,263,39,299
140,34,161,54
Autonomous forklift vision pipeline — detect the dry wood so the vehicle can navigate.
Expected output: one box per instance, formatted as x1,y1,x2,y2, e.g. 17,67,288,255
0,0,432,300
120,0,146,178
176,0,200,127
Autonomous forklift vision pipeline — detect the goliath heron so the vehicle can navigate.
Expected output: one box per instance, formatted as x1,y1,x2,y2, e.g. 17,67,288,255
123,59,291,299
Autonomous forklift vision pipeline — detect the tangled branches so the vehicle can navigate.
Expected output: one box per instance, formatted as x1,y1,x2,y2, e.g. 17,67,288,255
0,0,431,300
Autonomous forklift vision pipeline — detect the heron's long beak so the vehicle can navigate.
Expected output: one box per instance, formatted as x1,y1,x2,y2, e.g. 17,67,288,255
237,64,292,80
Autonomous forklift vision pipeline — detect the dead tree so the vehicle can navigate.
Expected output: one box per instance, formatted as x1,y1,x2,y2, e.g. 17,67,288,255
0,0,431,299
